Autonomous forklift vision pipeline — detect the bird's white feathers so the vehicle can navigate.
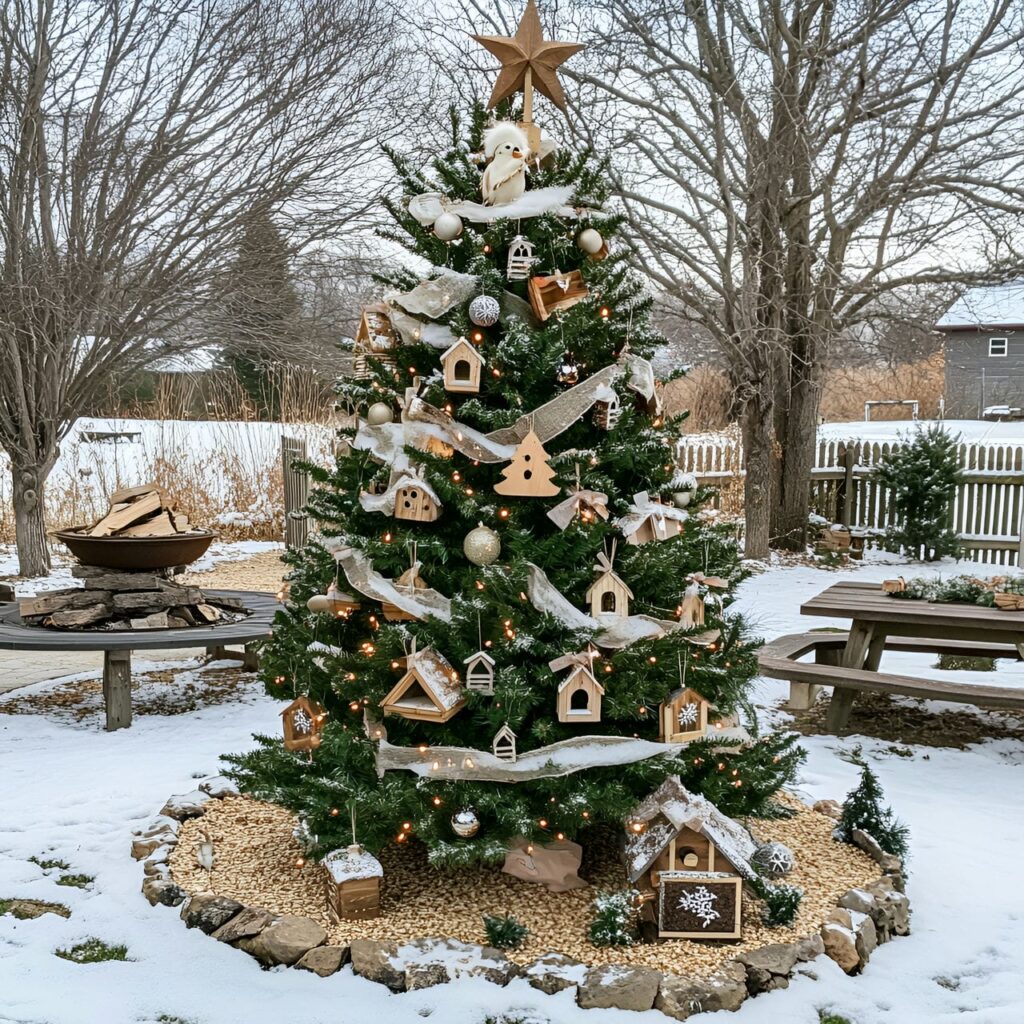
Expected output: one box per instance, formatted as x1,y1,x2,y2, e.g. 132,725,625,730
481,122,528,206
483,122,529,159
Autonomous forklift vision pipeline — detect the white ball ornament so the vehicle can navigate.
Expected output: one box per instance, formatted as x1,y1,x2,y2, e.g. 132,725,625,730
366,402,394,425
463,522,501,566
469,294,500,327
577,228,604,254
433,212,464,241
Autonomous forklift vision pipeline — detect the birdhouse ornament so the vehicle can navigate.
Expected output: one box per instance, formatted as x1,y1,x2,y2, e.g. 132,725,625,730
550,647,605,723
281,695,327,752
506,235,538,280
586,543,632,618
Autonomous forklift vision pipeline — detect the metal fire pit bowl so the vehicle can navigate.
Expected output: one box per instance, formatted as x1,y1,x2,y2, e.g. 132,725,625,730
53,528,219,571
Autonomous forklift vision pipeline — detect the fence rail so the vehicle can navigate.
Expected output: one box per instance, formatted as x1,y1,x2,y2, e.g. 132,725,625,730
678,433,1024,566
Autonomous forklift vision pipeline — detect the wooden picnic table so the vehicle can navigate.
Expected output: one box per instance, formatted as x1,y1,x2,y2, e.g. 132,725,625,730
798,580,1024,730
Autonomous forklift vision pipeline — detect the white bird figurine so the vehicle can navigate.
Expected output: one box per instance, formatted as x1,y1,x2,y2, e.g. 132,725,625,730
196,830,215,873
481,123,528,206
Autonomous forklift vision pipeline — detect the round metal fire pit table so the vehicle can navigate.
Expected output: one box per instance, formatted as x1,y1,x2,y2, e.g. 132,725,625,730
53,528,219,570
0,590,279,731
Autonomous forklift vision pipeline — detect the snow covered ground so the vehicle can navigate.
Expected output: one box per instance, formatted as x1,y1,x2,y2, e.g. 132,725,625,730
819,418,1024,444
0,554,1022,1023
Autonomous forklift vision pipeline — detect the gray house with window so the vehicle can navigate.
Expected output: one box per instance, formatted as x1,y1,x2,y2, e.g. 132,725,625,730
938,282,1024,418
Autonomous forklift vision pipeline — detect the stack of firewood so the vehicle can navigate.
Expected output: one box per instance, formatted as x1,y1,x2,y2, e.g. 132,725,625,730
87,484,193,537
19,568,249,631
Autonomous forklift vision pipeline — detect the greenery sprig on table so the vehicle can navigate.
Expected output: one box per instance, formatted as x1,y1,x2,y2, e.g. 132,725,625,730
888,574,1024,606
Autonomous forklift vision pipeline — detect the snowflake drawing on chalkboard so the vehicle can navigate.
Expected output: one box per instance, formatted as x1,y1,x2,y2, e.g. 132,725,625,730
677,885,720,928
292,709,312,734
677,702,699,727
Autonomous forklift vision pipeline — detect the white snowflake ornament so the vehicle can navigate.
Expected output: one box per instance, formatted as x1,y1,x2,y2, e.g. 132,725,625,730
677,702,699,727
677,884,720,929
291,709,312,734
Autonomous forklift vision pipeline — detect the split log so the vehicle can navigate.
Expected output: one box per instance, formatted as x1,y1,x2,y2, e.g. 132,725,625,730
108,483,169,505
78,572,169,592
194,603,222,623
112,590,194,611
118,511,178,537
89,491,162,536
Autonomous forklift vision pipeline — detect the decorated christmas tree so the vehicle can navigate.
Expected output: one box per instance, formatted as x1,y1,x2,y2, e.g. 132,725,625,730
226,0,801,879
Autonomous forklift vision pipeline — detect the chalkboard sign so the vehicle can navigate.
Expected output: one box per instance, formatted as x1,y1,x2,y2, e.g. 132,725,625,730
658,871,742,940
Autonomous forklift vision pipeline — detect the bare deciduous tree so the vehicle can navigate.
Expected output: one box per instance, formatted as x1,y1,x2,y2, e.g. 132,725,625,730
566,0,1024,556
0,0,414,575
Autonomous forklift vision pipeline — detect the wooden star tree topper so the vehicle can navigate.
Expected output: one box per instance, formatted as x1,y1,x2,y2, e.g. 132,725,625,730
471,0,584,148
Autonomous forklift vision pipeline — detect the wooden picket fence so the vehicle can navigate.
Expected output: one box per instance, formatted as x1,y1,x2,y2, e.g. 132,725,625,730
677,432,1024,565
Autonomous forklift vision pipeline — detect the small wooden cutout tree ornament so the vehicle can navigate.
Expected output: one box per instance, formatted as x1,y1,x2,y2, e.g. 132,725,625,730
495,429,560,497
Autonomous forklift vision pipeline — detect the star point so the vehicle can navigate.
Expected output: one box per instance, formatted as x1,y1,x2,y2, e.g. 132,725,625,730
470,0,584,114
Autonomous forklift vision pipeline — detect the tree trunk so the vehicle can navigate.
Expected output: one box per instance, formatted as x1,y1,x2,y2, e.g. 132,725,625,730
11,456,52,577
778,366,822,548
741,387,777,560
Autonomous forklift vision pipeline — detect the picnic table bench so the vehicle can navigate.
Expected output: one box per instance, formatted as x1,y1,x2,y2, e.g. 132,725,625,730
0,590,279,731
757,581,1024,732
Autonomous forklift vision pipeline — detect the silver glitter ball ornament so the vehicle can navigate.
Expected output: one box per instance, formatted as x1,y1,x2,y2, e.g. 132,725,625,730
469,294,500,327
751,841,795,878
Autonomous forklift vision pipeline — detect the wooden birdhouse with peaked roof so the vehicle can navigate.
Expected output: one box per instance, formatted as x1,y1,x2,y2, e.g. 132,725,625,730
354,303,398,378
381,646,465,723
624,777,760,940
659,686,709,744
506,234,538,280
492,724,517,762
463,650,495,694
393,472,441,523
281,695,327,752
441,337,485,394
592,384,621,431
586,547,632,618
550,648,604,723
324,844,383,922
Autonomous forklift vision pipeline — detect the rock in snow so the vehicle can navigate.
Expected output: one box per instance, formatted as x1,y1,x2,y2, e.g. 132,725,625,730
577,964,663,1012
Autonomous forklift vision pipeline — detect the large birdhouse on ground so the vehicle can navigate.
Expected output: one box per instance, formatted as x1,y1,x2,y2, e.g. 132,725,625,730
281,695,327,752
323,844,383,922
354,304,398,378
464,650,495,694
550,648,604,723
616,491,688,546
380,645,465,723
441,337,485,394
586,548,632,618
624,776,759,940
658,686,709,743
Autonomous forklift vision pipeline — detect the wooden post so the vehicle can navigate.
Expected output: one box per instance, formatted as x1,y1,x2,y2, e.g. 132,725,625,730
102,648,132,731
787,644,837,710
838,446,855,529
826,621,875,733
242,643,260,671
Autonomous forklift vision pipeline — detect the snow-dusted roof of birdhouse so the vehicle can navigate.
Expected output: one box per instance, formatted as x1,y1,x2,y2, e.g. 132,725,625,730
615,491,689,537
464,650,496,667
323,844,383,883
556,667,605,695
403,647,463,711
441,337,486,365
359,468,441,517
624,776,759,883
